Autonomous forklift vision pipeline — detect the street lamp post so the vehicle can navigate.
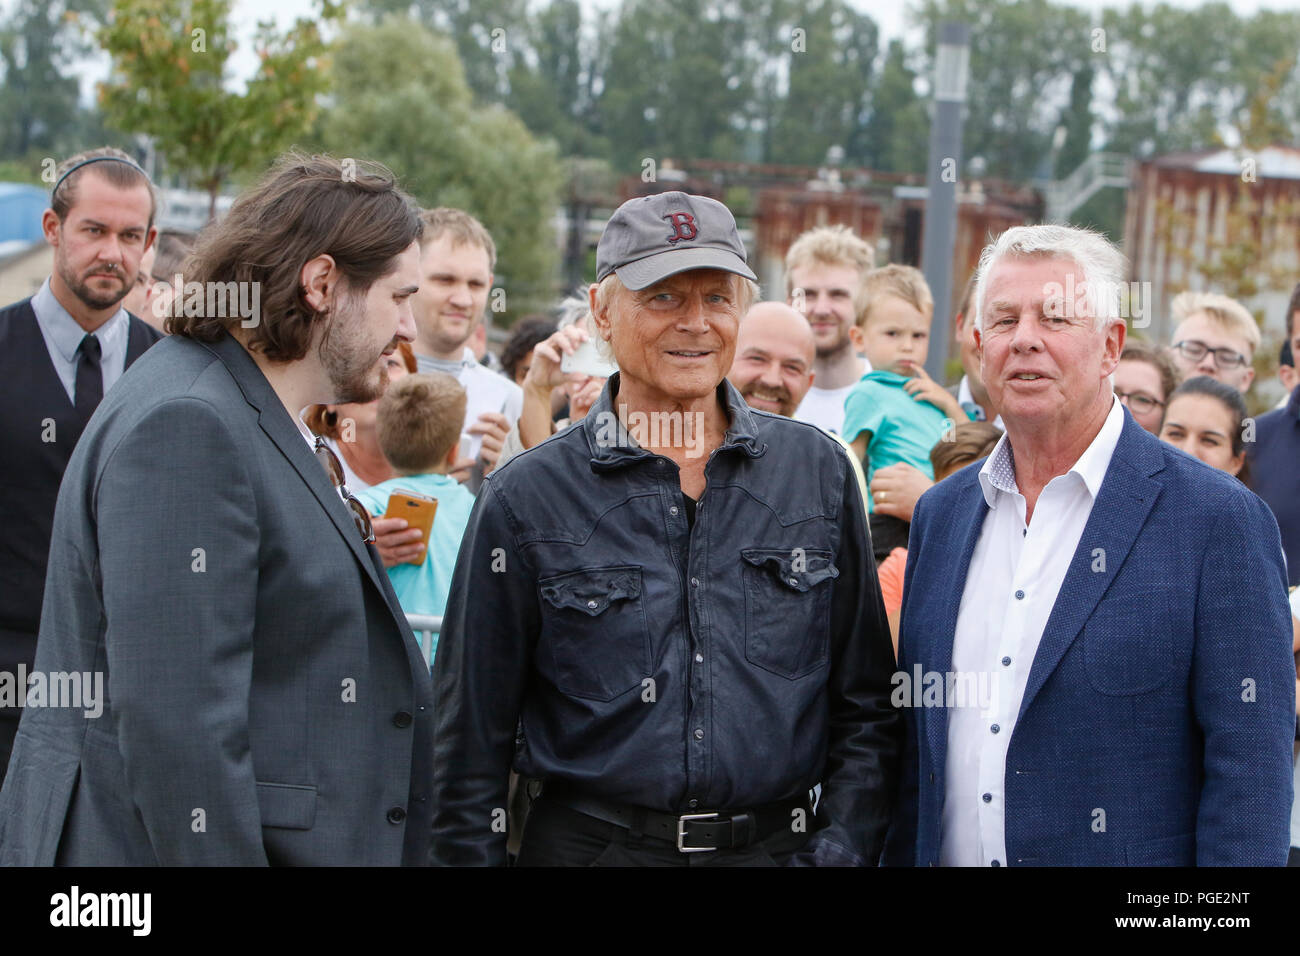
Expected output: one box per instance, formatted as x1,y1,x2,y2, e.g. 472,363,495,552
922,22,970,383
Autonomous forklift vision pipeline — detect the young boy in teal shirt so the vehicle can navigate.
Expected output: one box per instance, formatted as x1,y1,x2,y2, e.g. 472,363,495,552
356,372,476,668
842,265,974,514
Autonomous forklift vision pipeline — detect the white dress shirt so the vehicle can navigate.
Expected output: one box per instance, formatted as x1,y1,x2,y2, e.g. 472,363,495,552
940,396,1124,867
31,278,130,403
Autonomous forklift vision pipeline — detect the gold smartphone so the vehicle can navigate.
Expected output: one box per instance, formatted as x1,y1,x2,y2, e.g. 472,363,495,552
386,490,438,566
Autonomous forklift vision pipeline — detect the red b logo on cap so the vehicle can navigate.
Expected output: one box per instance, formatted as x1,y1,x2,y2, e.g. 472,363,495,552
664,212,697,243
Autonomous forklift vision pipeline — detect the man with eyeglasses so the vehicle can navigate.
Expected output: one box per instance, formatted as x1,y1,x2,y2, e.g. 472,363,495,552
1166,291,1259,394
0,153,436,866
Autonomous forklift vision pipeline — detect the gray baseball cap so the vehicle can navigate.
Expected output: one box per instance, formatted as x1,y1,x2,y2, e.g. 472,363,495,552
595,191,757,290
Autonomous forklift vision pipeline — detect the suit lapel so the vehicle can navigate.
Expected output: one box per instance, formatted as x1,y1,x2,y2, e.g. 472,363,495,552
199,332,402,614
925,472,990,763
1016,415,1164,721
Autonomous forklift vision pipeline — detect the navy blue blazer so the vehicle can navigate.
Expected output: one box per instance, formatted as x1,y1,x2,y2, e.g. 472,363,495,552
883,409,1296,866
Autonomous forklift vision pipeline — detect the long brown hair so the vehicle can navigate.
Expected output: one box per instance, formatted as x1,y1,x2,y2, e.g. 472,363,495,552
168,152,422,361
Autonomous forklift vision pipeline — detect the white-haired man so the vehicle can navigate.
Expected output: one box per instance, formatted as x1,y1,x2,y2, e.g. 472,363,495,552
885,224,1295,866
431,192,899,866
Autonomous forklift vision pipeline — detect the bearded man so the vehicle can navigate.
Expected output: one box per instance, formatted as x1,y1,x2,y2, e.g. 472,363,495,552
0,153,436,866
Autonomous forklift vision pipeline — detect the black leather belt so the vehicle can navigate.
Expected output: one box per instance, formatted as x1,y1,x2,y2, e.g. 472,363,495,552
540,779,809,853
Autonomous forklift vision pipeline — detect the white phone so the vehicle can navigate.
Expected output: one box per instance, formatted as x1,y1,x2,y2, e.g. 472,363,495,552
561,340,619,379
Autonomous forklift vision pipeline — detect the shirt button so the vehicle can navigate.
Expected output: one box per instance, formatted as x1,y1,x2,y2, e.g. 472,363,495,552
587,599,599,610
788,577,798,586
392,711,412,728
1001,656,1011,666
694,728,704,740
387,807,406,824
982,792,992,803
690,577,699,588
688,798,699,808
670,506,679,515
990,859,1001,867
695,653,704,663
990,724,1001,734
1014,589,1025,600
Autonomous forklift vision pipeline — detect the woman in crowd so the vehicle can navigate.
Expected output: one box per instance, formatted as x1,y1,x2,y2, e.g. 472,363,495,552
1113,339,1179,434
1158,374,1249,482
500,316,558,387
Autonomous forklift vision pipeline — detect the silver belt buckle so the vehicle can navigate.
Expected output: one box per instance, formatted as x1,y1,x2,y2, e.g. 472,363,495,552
677,811,719,853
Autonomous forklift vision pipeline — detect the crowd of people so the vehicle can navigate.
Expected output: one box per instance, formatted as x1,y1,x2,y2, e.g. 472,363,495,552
0,146,1296,866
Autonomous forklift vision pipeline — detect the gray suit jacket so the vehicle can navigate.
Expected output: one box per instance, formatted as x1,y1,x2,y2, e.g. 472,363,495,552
0,331,434,865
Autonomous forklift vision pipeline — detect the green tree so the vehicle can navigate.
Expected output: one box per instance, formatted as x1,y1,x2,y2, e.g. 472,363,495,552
0,0,105,160
504,0,601,156
1055,59,1094,179
768,0,878,167
597,0,755,173
97,0,342,219
860,38,927,174
361,0,529,103
914,0,1092,182
317,16,562,315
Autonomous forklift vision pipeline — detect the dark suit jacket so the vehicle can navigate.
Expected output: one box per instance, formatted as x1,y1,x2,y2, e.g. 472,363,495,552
0,330,434,865
0,298,160,785
884,410,1296,866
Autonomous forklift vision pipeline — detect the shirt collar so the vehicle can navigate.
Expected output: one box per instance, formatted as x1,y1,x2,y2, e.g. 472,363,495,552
32,277,129,364
414,347,477,376
583,372,765,470
958,374,975,407
977,395,1124,508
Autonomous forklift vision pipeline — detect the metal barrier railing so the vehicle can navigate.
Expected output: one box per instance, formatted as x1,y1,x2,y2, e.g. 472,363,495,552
404,614,443,671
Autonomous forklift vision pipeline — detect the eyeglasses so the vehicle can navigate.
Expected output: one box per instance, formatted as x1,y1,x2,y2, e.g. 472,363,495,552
1114,390,1164,415
1172,339,1248,370
314,437,376,543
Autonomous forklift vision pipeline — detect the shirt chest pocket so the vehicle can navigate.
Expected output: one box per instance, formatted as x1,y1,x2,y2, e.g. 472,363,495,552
741,548,839,679
537,566,652,701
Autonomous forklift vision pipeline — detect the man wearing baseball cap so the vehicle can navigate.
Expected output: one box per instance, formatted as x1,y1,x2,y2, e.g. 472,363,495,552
430,191,900,866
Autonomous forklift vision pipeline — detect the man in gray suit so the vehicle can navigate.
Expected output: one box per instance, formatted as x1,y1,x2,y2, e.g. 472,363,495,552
0,153,434,865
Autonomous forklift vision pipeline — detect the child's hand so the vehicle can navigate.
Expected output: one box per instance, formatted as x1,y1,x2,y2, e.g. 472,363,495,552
901,362,964,420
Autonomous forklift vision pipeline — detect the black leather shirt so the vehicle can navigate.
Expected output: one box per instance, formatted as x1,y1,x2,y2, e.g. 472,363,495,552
429,374,900,865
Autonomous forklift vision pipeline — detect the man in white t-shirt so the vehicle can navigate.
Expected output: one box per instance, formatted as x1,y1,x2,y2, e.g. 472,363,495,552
410,208,523,491
786,225,875,434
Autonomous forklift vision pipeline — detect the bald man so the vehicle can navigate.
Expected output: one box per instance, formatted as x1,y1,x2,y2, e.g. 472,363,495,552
729,301,868,505
727,301,816,417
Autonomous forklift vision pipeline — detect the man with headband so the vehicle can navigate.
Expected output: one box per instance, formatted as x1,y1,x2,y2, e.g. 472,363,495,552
0,147,163,785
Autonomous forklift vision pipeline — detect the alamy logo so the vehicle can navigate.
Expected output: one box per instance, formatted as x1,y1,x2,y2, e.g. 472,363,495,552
890,665,998,714
591,404,707,459
50,886,151,936
0,666,103,718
